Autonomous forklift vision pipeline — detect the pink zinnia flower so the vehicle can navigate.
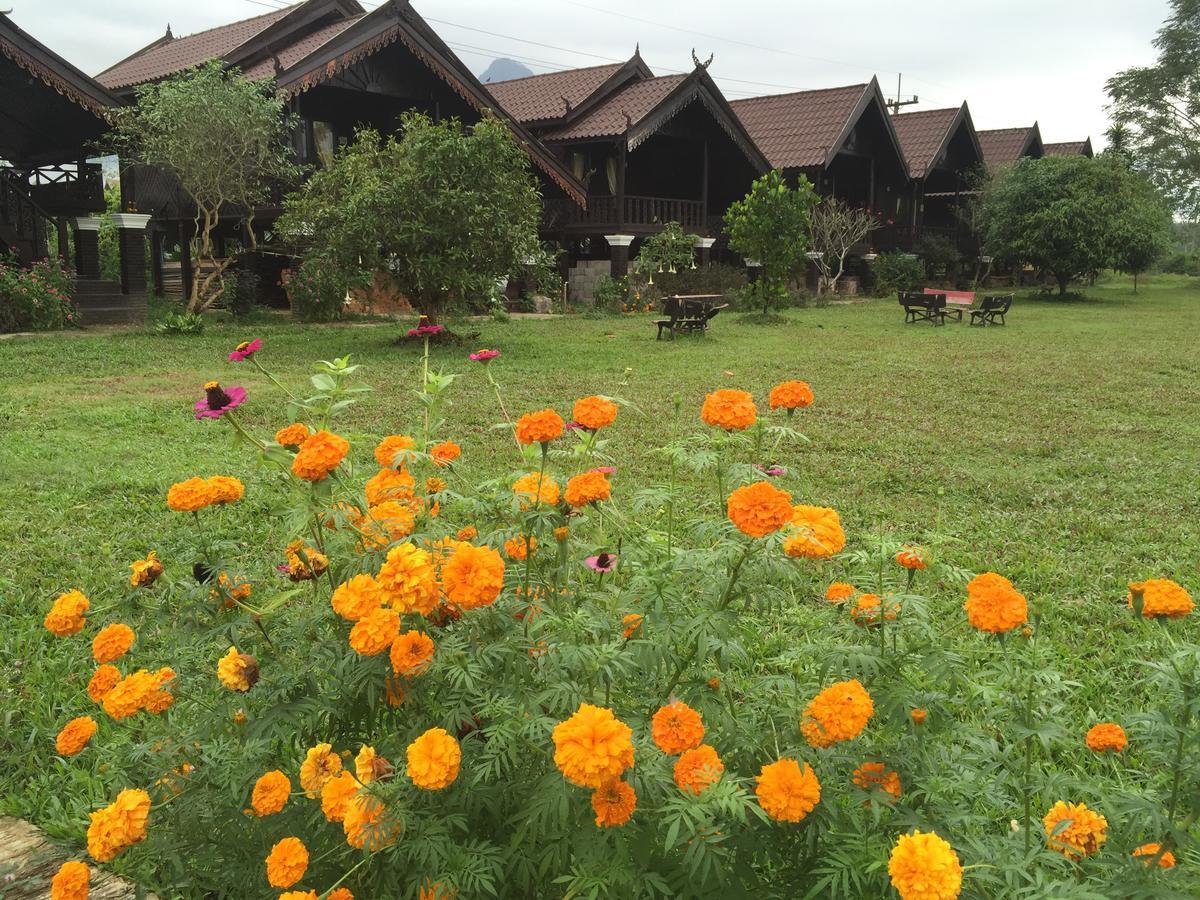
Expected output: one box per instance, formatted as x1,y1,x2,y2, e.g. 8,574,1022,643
228,338,262,362
470,348,500,363
407,322,445,337
590,466,617,475
564,422,583,431
585,552,618,573
194,381,247,419
754,464,787,477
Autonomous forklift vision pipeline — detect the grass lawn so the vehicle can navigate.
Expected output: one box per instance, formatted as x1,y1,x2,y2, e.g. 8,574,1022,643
2,274,1199,887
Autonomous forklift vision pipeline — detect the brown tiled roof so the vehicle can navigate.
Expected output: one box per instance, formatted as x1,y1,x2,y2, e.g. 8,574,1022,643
240,15,364,80
729,84,867,169
487,62,625,123
977,127,1034,168
542,74,687,141
891,107,960,179
96,6,294,89
1044,140,1090,157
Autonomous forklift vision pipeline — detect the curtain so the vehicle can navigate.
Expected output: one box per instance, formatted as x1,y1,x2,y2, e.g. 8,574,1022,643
606,156,617,195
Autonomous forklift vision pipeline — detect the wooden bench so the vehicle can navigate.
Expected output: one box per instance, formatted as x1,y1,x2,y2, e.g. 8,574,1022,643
655,294,727,340
900,291,946,325
970,294,1012,326
925,288,975,322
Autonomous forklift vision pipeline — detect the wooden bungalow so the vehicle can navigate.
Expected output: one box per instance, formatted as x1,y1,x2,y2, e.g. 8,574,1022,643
0,12,154,323
891,103,984,254
729,79,911,249
976,124,1044,172
488,52,770,291
1043,139,1094,158
95,0,585,302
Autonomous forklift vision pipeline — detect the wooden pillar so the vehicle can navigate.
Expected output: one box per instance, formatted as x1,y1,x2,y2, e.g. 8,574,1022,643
696,237,715,267
615,141,627,232
72,217,101,279
700,139,709,220
605,234,634,279
112,214,151,296
151,230,165,296
55,217,70,263
868,158,876,211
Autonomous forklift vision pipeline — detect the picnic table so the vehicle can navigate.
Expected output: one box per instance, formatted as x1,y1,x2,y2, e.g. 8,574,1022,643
655,294,728,340
924,288,975,321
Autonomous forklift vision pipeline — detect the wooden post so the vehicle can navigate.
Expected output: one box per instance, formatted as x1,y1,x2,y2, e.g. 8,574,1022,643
700,139,709,219
605,234,634,279
151,230,165,296
112,214,151,296
868,158,876,211
615,140,627,232
55,217,70,263
72,217,101,279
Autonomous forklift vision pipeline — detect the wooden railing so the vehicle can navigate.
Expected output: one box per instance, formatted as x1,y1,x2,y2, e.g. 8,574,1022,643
543,194,706,233
0,168,51,264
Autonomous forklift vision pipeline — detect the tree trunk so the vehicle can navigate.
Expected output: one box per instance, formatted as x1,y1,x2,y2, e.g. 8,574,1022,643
1133,271,1139,294
1056,273,1070,297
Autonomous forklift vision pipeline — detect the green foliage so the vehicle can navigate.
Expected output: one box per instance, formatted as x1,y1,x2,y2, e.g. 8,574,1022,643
0,253,76,332
224,268,259,319
1107,1,1200,217
285,253,350,323
591,274,630,313
916,232,961,279
98,184,121,283
809,199,879,293
277,114,543,327
980,155,1173,295
1159,251,1200,275
154,310,206,335
870,251,924,297
111,60,300,312
725,170,819,311
635,222,699,276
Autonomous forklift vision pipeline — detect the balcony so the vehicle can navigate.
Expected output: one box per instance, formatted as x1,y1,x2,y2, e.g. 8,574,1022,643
543,194,708,236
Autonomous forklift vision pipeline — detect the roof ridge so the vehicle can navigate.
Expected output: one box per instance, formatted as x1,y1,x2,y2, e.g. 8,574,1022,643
162,5,295,44
893,106,959,117
729,83,868,105
488,60,624,86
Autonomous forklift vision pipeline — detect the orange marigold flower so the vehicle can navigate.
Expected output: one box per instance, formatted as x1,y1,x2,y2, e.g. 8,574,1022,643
591,779,636,827
554,526,570,542
621,613,644,639
343,794,399,850
92,623,135,664
783,505,846,559
888,830,963,900
207,475,245,505
1132,842,1176,868
251,770,291,816
356,745,393,784
349,606,401,656
964,572,1028,634
265,837,308,889
166,476,243,511
801,679,874,748
850,593,901,627
442,543,505,610
1128,579,1194,619
292,430,350,481
911,708,928,726
128,551,164,588
430,440,462,466
87,665,121,703
727,481,794,538
1085,723,1127,753
299,743,342,798
426,476,446,495
755,758,820,822
825,582,856,604
321,771,359,823
275,422,311,448
390,630,435,676
283,540,328,581
674,745,724,795
701,388,757,431
651,701,705,754
217,647,258,692
573,395,618,431
512,472,560,508
553,703,635,788
365,500,417,543
852,762,902,799
365,467,416,505
331,574,383,622
49,860,89,900
375,434,415,468
768,380,814,411
55,716,97,756
210,571,252,608
377,542,438,615
329,889,355,900
895,546,928,570
456,525,477,541
143,667,176,714
279,892,318,900
515,408,565,445
1044,800,1107,858
86,788,150,862
44,589,89,636
504,534,536,560
406,727,461,790
564,470,612,507
101,669,157,720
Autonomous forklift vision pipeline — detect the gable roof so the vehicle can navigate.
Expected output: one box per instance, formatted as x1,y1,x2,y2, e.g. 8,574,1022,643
487,62,625,123
891,103,981,179
977,124,1043,168
1,11,121,115
1044,138,1094,158
730,78,908,177
543,73,687,141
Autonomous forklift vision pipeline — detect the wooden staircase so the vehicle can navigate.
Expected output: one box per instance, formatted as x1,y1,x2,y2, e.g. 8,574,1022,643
0,168,50,264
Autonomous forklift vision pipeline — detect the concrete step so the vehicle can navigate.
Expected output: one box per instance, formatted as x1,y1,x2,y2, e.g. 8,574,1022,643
75,292,147,325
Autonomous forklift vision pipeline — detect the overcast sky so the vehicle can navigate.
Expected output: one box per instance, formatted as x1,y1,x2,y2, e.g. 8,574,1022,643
11,0,1170,148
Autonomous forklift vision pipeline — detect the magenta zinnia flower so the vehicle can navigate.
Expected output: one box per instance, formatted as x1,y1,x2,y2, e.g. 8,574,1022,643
194,381,247,419
585,552,618,573
754,464,787,477
590,466,617,475
470,348,500,363
228,338,262,362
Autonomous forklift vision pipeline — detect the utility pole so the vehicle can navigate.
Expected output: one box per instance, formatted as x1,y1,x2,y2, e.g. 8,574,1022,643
887,74,919,115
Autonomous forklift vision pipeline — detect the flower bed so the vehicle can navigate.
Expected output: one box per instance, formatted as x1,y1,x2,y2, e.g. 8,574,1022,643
0,254,76,332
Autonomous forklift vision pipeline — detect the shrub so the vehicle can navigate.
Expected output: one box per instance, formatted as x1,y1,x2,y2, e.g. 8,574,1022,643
634,222,699,276
287,254,351,322
646,263,747,299
871,252,924,297
915,233,961,279
591,274,629,314
154,310,205,335
225,268,260,319
0,254,77,332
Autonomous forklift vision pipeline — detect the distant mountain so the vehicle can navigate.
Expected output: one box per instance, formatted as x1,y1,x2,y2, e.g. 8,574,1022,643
479,58,534,83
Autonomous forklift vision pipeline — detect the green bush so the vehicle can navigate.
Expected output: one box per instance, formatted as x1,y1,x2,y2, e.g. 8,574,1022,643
916,234,961,279
0,253,77,332
154,310,205,335
872,252,924,297
225,269,260,319
287,254,351,322
591,274,629,314
1159,252,1200,276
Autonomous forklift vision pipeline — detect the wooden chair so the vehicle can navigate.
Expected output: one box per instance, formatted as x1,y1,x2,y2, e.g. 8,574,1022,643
970,294,1012,326
655,297,685,340
655,295,722,339
900,292,946,325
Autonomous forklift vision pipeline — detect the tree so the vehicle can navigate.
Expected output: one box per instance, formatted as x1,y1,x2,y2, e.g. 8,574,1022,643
725,170,818,315
277,113,542,326
1107,1,1200,217
1112,175,1173,292
635,222,698,278
809,199,879,294
110,61,300,312
980,155,1171,296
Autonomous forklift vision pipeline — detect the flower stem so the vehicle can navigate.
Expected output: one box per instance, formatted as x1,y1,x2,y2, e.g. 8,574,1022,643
252,357,297,402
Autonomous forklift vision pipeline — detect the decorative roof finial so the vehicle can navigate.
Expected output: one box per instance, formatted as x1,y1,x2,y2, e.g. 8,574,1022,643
561,95,572,115
691,48,713,69
634,42,640,57
165,23,173,40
